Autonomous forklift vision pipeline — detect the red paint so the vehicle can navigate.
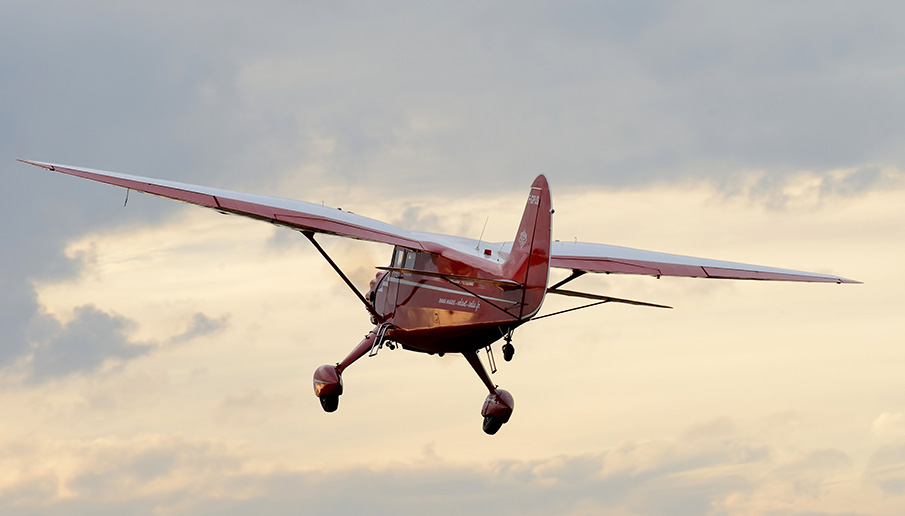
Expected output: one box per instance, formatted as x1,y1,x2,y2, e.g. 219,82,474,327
368,175,552,354
313,365,342,397
482,389,514,422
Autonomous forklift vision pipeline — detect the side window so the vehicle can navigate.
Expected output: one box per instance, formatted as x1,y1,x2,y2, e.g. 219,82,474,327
392,248,420,270
392,248,406,268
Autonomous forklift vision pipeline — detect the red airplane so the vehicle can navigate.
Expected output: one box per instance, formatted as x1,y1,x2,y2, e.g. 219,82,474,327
19,160,858,434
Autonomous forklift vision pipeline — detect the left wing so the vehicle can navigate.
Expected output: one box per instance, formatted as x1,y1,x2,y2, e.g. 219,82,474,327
19,160,424,248
549,240,859,284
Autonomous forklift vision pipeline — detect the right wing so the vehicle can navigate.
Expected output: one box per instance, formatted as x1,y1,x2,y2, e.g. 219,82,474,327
19,160,424,248
549,240,859,284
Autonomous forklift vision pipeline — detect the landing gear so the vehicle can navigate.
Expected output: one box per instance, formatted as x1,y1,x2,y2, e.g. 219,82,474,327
316,328,519,435
464,350,515,435
480,388,514,435
313,364,343,413
501,329,515,362
313,327,383,413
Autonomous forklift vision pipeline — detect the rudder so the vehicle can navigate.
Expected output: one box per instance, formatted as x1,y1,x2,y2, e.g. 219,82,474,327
502,174,552,319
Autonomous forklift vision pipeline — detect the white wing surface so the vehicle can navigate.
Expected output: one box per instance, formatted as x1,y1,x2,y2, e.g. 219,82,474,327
20,160,858,284
549,240,859,284
20,160,424,248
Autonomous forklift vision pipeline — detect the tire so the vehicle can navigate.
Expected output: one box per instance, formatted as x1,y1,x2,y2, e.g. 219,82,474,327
320,394,339,412
482,414,504,435
502,344,515,362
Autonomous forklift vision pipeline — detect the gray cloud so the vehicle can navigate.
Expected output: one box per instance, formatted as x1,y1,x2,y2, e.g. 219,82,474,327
0,172,101,373
5,2,905,192
865,443,905,495
0,417,883,516
169,312,229,345
822,166,888,197
392,204,443,234
0,275,40,367
706,165,905,211
28,305,152,382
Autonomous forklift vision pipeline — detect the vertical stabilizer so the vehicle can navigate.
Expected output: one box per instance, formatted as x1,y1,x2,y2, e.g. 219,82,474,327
502,175,552,319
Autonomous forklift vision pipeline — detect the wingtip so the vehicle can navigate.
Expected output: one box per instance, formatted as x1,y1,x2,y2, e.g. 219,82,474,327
17,159,54,171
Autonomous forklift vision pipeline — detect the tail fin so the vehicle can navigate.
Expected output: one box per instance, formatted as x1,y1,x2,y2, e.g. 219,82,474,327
502,175,552,319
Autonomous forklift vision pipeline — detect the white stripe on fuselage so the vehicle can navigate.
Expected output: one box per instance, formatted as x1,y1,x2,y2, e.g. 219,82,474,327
391,277,515,306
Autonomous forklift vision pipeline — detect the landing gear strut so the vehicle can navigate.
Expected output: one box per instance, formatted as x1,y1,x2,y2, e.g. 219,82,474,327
312,327,383,413
464,350,515,435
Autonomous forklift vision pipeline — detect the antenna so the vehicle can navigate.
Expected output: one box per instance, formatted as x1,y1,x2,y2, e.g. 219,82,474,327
475,216,490,250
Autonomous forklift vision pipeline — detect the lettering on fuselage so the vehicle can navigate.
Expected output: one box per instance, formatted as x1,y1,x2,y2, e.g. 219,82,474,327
438,297,481,311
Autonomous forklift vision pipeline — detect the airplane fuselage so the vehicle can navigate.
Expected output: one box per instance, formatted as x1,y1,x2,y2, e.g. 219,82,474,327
369,245,541,354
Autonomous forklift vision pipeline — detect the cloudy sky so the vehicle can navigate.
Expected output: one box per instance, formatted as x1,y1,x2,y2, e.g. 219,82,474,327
2,1,905,514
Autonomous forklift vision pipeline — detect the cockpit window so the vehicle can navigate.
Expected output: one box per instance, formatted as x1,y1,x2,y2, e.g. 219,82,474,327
392,248,406,268
392,247,419,270
404,250,417,269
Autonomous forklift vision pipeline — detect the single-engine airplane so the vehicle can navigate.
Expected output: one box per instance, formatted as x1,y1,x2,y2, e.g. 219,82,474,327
19,160,858,434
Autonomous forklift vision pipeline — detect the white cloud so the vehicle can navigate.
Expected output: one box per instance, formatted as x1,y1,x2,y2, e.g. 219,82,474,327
872,413,905,443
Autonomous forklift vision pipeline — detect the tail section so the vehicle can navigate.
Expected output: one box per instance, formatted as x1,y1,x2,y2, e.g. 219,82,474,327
502,175,552,319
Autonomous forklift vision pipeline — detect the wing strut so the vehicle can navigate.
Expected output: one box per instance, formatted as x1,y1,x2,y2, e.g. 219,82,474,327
548,269,586,290
530,300,610,321
302,231,381,322
530,290,671,322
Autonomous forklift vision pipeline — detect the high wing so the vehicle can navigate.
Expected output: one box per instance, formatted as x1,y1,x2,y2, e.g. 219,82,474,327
16,160,529,270
548,240,859,284
19,160,425,248
20,160,858,285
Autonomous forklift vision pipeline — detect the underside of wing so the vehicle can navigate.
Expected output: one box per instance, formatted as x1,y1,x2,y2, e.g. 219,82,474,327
20,160,424,248
549,240,860,284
